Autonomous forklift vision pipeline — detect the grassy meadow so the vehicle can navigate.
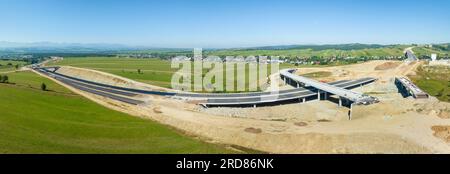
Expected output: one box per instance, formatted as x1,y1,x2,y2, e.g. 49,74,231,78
413,46,450,59
0,60,27,73
0,71,235,153
409,65,450,102
206,45,409,58
49,57,299,92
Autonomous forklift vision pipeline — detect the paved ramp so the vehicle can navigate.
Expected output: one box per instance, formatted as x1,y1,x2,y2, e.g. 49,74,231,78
280,69,379,105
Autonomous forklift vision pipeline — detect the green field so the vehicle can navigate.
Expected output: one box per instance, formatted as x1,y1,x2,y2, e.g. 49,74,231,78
413,46,450,59
126,44,411,59
49,57,299,92
206,46,409,58
0,71,235,153
50,57,177,88
207,44,450,59
204,44,450,60
409,65,450,102
0,60,27,73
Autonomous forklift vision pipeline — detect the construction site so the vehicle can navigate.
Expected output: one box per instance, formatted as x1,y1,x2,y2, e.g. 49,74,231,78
31,58,450,154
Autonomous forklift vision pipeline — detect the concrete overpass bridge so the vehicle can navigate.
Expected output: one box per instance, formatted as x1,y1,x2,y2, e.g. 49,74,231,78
405,49,418,61
280,69,379,107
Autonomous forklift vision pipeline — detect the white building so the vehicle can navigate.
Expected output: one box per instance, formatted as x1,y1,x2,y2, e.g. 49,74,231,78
245,56,257,63
203,56,222,62
429,54,450,66
431,54,437,61
172,56,191,62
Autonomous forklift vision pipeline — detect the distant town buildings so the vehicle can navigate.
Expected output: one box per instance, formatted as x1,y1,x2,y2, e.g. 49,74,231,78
203,56,222,62
50,56,63,60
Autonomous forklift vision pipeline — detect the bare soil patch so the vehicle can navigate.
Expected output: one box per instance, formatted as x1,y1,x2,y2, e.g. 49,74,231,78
375,62,401,70
153,107,163,114
244,128,262,134
317,119,332,122
432,126,450,143
186,100,206,105
294,122,308,127
439,110,450,119
300,71,332,79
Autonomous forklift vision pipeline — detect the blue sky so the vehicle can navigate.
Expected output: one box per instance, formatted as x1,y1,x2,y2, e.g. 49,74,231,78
0,0,449,48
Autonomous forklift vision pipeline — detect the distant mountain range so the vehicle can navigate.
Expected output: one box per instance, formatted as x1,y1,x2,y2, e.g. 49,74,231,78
0,41,448,54
0,41,140,53
237,43,391,51
0,41,131,49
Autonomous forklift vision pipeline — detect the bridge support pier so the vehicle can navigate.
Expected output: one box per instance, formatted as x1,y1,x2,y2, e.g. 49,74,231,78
317,90,321,100
339,97,343,107
297,82,300,88
349,104,353,120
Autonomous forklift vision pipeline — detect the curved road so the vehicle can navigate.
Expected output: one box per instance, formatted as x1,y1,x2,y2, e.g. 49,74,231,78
35,67,377,107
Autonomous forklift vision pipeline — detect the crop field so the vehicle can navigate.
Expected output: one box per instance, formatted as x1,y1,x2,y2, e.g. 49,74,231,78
0,71,234,153
49,57,298,92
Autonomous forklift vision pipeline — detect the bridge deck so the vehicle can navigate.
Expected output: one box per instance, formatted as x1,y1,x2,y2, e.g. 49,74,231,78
280,69,378,105
203,78,375,105
395,77,429,99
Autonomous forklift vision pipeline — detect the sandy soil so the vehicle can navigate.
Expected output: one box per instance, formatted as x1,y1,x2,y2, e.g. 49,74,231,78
43,61,450,154
375,62,402,70
432,126,450,143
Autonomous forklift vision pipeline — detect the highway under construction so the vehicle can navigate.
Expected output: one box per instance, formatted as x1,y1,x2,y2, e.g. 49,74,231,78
25,59,450,154
35,66,378,116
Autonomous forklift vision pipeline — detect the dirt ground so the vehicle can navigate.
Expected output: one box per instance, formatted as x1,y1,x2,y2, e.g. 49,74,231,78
48,60,450,154
432,126,450,143
375,62,402,70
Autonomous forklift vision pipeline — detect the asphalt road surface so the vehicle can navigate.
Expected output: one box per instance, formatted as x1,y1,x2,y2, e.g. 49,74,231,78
203,77,376,106
36,67,376,107
36,68,144,105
